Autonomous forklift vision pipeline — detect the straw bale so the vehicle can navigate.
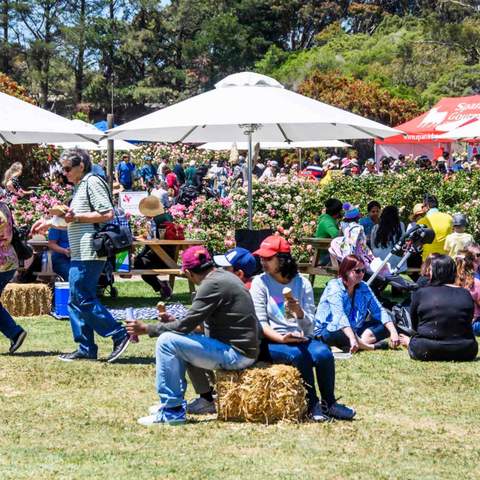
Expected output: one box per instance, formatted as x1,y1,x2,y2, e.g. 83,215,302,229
216,363,307,424
1,283,52,316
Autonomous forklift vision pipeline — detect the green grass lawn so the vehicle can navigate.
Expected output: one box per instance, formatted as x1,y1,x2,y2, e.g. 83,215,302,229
0,278,479,479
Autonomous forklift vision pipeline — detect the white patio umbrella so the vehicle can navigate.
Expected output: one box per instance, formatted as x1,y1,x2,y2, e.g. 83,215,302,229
51,119,137,151
0,92,104,144
436,118,480,140
198,140,351,150
108,72,400,227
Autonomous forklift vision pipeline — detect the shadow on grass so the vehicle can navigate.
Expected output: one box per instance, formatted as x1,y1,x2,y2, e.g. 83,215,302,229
103,356,155,365
2,350,62,357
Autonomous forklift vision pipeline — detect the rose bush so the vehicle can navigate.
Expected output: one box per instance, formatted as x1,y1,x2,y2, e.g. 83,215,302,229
4,167,480,262
170,168,480,260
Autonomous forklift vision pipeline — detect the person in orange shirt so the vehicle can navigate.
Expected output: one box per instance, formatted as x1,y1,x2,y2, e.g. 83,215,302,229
417,194,453,261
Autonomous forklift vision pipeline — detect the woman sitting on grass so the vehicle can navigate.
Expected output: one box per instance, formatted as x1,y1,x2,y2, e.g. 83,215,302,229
314,255,399,353
399,254,478,361
249,235,355,422
455,251,480,338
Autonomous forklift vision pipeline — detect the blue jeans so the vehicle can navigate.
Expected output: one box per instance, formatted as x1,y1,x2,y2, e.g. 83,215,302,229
52,253,71,281
0,270,23,340
473,319,480,337
267,339,335,409
155,332,255,408
68,260,126,357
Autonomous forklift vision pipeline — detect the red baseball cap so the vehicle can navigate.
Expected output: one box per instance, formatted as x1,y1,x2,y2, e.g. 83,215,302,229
253,235,291,257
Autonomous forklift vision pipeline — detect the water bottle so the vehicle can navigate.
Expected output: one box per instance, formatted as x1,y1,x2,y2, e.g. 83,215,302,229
41,251,48,272
126,307,139,343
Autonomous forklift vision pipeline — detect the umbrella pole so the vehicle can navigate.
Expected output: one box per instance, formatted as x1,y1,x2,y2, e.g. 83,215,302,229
247,131,253,229
107,113,114,192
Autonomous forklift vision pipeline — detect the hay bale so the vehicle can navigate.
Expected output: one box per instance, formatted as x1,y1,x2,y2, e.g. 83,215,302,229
216,363,307,424
1,283,52,316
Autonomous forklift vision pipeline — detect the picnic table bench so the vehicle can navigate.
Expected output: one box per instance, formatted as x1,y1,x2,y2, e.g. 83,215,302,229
28,238,205,293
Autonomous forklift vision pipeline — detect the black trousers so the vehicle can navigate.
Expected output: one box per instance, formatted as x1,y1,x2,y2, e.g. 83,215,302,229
408,336,478,362
133,247,174,292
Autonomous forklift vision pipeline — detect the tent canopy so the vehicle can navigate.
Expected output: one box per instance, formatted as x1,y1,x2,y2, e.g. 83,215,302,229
376,95,480,145
437,117,480,140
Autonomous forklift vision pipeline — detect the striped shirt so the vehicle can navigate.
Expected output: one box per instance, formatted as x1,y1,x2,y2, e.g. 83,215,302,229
68,173,113,261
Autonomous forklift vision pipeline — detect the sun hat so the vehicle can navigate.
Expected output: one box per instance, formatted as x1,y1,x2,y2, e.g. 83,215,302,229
452,213,467,227
214,247,257,277
253,235,291,257
139,195,164,217
112,181,124,195
341,158,351,168
343,203,360,220
181,246,212,272
410,203,425,220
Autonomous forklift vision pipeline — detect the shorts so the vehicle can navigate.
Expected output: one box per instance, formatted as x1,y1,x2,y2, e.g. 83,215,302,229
319,320,389,351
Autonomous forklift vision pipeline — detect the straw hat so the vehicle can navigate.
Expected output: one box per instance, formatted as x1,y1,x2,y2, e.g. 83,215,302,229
410,203,425,221
139,195,164,217
112,181,124,195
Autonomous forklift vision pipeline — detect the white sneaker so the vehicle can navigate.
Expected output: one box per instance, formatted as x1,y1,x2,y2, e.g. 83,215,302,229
311,402,331,422
148,404,162,415
186,397,216,415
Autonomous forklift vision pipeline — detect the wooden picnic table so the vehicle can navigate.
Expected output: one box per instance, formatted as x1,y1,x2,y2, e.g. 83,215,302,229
298,237,336,285
131,238,204,293
28,238,205,293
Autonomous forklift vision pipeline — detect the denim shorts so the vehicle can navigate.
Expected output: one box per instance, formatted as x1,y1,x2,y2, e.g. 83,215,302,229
319,320,388,351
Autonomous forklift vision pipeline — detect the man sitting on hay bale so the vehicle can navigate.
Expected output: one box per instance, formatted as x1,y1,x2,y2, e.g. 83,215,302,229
126,245,259,426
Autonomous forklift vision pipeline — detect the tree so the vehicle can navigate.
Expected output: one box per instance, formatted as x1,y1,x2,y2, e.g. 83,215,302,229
16,0,68,107
298,70,421,126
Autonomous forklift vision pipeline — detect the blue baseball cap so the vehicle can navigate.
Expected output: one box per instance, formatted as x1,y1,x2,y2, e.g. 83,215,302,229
213,247,257,277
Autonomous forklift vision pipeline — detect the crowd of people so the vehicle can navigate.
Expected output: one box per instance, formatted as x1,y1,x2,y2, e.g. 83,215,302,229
0,147,479,427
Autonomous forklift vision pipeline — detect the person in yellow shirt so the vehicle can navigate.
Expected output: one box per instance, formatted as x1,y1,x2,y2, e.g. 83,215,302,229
444,213,474,258
417,194,453,261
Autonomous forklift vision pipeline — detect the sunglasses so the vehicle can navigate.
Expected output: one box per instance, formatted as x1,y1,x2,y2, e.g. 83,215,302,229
352,268,366,274
62,165,73,172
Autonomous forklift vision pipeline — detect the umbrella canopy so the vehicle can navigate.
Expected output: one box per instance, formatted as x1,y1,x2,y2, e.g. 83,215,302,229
108,72,400,142
108,72,400,228
436,118,480,140
198,140,351,150
51,120,137,151
0,92,104,144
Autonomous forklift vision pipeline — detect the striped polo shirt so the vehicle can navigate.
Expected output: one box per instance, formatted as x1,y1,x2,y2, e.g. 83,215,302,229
68,173,113,261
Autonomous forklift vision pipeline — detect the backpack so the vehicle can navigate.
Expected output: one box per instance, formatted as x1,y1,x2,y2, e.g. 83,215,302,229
176,184,199,207
164,222,185,240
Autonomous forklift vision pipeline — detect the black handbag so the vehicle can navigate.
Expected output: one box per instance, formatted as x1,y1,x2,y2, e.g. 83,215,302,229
85,175,133,257
92,223,132,257
9,212,33,261
392,304,416,337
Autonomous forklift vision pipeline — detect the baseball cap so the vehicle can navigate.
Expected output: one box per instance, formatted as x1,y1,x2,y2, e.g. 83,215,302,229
253,235,291,257
452,213,467,227
181,246,212,272
213,247,257,277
